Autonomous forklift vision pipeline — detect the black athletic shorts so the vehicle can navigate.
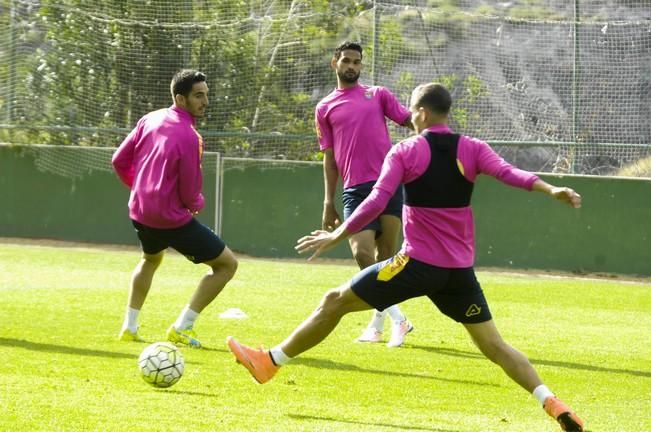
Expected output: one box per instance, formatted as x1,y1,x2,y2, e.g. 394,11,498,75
131,218,226,264
342,180,403,233
350,253,492,324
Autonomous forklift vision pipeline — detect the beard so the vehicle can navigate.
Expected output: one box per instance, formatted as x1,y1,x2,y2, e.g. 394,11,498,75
189,106,206,118
337,70,360,84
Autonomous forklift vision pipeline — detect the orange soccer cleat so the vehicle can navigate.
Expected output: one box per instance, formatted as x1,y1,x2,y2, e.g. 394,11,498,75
544,396,585,432
226,336,279,384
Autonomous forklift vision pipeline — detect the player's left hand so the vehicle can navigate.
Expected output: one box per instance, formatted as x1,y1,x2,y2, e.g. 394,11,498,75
551,187,582,208
295,230,337,261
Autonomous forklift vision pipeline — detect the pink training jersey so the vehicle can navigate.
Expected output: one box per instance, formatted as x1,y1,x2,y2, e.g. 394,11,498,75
112,105,205,229
343,124,539,268
315,83,411,188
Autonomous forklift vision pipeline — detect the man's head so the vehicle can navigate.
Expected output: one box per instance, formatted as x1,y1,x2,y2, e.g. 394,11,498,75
409,83,452,132
332,41,363,86
170,69,209,118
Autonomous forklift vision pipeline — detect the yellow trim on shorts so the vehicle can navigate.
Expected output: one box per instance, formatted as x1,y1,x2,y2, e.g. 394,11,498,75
377,253,410,282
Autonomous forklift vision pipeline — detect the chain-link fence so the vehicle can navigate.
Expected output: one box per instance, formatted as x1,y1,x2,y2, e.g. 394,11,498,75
1,0,650,176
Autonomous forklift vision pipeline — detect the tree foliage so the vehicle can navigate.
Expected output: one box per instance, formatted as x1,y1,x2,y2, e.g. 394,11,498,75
3,0,648,173
3,0,389,159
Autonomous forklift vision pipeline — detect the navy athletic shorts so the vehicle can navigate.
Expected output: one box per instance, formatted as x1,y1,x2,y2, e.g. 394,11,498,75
342,180,403,233
350,253,492,324
131,218,226,264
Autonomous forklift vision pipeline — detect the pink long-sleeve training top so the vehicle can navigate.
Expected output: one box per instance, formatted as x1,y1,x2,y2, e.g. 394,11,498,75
343,124,539,268
315,83,411,188
112,105,205,229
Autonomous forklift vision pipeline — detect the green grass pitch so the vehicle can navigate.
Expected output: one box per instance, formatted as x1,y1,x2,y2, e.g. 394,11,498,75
0,241,649,431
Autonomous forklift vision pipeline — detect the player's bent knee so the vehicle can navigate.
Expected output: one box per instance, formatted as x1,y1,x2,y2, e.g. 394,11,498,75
375,244,395,261
224,257,238,278
206,252,238,280
352,250,375,268
321,287,363,319
217,259,238,280
143,252,164,267
319,289,348,317
322,289,340,305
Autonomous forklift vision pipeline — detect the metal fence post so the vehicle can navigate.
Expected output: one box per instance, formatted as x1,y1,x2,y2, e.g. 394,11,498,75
214,151,223,236
8,0,16,124
372,0,380,86
572,0,581,173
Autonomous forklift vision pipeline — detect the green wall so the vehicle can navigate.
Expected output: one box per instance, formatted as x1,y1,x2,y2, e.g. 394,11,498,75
221,159,651,275
472,175,650,275
220,160,351,259
1,145,649,276
0,145,216,246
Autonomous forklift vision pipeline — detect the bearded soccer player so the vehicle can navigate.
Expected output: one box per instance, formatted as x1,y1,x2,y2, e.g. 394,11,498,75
112,69,238,348
315,41,415,347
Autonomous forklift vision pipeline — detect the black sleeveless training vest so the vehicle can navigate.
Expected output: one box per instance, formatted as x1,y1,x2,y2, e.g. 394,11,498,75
403,131,474,208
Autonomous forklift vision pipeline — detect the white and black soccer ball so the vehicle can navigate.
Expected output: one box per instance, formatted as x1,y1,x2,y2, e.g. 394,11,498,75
138,342,184,388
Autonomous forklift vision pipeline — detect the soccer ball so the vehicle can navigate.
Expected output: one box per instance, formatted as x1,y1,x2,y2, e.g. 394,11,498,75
138,342,184,388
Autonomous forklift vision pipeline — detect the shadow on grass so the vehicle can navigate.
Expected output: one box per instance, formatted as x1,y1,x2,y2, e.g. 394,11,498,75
0,336,229,357
164,389,220,398
287,413,462,432
0,337,133,359
293,356,499,387
409,344,483,360
529,357,651,378
200,346,228,353
410,344,651,378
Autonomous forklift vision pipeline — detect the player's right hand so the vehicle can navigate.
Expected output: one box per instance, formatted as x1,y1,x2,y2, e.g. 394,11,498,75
296,229,337,261
322,203,341,231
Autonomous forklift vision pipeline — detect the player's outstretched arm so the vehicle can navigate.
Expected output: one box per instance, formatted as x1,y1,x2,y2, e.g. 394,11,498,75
532,179,582,208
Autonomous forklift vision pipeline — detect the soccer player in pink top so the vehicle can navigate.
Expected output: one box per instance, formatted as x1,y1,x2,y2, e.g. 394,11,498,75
315,41,415,347
112,69,238,349
226,83,584,431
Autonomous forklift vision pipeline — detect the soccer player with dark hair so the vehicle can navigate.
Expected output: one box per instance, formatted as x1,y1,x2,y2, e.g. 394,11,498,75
227,82,585,431
315,41,416,347
112,69,238,348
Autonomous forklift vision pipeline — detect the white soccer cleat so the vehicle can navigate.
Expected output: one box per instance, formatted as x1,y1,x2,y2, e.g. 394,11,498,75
356,327,383,343
387,319,413,347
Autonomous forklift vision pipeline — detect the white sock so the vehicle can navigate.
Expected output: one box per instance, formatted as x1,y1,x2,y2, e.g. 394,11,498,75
269,346,292,366
368,310,387,332
123,307,140,333
386,304,406,325
533,384,555,405
174,305,199,331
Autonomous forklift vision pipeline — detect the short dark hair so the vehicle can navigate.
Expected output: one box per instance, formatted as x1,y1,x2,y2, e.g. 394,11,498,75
333,41,363,60
411,83,452,115
170,69,207,99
